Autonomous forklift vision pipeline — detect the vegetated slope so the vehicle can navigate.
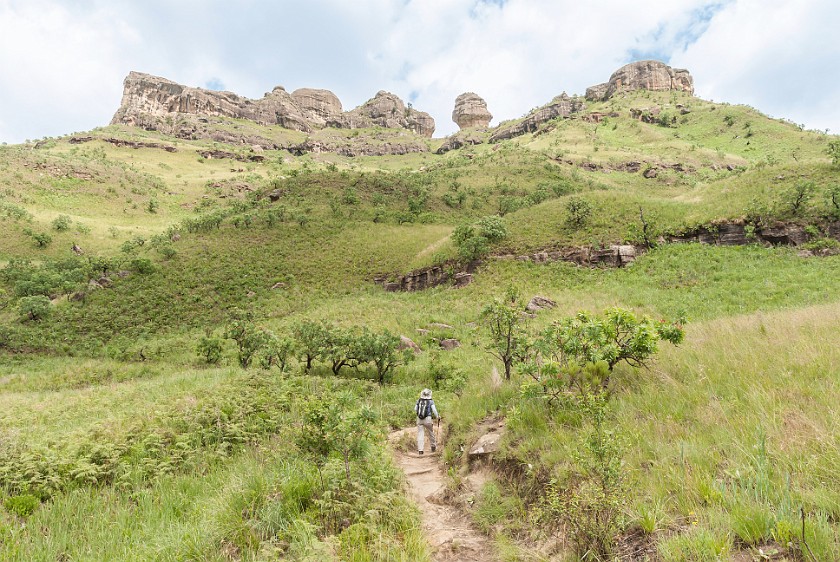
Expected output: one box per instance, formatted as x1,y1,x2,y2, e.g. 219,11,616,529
0,89,838,560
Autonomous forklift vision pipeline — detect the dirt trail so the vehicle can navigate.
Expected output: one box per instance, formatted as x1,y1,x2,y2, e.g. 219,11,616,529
389,428,496,562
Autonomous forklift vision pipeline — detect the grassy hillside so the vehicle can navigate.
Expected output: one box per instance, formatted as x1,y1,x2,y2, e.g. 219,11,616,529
0,89,838,561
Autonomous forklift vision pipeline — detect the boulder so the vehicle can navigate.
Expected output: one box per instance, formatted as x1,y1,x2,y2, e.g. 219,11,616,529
585,60,694,102
526,295,557,312
399,335,422,354
453,272,473,287
429,323,454,330
468,425,504,458
439,339,461,351
452,92,492,130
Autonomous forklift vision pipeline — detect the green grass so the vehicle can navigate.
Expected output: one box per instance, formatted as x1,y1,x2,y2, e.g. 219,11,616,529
0,87,839,559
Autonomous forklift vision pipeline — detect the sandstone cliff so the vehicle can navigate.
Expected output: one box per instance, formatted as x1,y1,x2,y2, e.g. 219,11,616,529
585,60,694,102
111,72,435,137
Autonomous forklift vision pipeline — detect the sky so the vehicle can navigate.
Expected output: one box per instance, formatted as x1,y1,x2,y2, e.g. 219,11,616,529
1,0,839,143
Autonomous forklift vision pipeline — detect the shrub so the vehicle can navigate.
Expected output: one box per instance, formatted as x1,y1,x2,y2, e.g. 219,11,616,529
130,257,155,274
780,180,815,217
538,389,627,560
452,215,508,262
4,494,39,517
196,334,224,364
31,231,52,248
51,214,72,232
565,196,593,227
521,308,684,398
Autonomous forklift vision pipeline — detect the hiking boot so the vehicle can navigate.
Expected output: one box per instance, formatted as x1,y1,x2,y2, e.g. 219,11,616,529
418,451,424,455
431,446,436,452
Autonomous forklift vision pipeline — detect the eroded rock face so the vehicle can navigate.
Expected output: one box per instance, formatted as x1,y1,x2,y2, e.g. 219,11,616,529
585,60,694,101
452,92,492,130
290,88,343,126
111,72,434,138
111,72,312,132
337,91,435,137
489,92,584,142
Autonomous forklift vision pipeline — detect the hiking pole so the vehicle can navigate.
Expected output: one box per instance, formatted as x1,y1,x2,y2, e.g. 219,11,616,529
437,417,442,452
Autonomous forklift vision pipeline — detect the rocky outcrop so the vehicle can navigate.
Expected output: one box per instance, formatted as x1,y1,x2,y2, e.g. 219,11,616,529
288,138,428,157
335,91,435,137
111,72,434,138
290,88,343,126
489,93,584,143
436,129,486,154
112,72,312,132
70,136,177,152
585,60,694,101
503,245,640,268
452,92,492,130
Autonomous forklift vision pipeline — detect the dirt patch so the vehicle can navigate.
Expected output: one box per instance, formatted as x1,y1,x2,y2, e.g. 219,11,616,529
389,427,497,561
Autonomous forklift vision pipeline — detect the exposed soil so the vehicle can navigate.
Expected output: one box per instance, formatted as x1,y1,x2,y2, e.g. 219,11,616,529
389,427,497,562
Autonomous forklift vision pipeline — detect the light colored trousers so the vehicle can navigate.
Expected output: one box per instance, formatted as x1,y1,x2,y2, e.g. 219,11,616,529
416,416,437,452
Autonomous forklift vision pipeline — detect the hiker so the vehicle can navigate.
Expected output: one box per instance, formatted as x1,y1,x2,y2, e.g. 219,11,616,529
415,388,440,454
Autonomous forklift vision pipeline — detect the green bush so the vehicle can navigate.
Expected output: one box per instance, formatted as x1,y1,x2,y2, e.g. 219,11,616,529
452,215,508,262
4,494,39,517
18,295,51,321
51,214,72,232
565,196,593,227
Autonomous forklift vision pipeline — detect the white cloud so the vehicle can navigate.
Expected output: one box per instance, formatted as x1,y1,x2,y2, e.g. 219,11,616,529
0,0,838,142
673,0,840,133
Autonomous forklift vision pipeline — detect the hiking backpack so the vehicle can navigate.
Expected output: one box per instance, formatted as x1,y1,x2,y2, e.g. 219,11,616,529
417,398,432,419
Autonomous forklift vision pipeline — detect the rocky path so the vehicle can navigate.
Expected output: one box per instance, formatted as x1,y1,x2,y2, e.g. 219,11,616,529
389,428,496,562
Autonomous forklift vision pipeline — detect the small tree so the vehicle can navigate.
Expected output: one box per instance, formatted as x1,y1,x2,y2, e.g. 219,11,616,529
31,232,52,248
354,328,414,385
18,295,51,321
196,333,223,364
319,324,355,375
566,197,593,227
292,319,329,372
259,331,295,372
298,391,377,484
224,309,268,368
481,287,529,380
780,180,815,217
826,184,840,218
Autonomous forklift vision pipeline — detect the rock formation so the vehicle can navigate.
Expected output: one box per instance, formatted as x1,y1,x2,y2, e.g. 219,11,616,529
489,92,584,143
452,92,492,130
290,88,342,127
336,91,435,137
112,72,312,132
111,72,434,137
585,60,694,101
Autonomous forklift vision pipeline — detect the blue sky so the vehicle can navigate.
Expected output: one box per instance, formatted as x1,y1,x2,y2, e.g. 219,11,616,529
1,0,838,142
